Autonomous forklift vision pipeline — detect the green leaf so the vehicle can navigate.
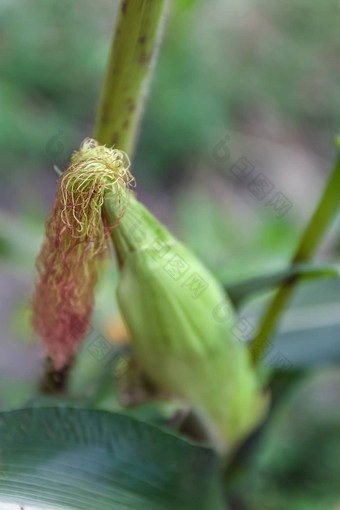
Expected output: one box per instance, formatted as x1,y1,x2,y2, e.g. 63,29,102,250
270,309,340,367
263,278,340,367
225,263,339,308
0,407,226,510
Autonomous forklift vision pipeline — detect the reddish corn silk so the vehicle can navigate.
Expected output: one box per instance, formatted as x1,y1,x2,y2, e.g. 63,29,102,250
32,138,134,368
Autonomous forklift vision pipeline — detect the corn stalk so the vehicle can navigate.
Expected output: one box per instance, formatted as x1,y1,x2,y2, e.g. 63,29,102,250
94,0,167,156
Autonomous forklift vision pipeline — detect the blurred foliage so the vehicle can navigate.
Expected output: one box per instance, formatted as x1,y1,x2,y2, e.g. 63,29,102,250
0,0,112,195
230,368,340,509
175,191,300,281
138,0,340,181
1,0,340,184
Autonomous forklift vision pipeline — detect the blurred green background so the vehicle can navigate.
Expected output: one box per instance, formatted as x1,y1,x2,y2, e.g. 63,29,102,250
0,1,339,507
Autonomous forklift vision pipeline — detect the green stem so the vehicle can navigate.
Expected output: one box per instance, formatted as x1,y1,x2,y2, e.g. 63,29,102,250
93,0,167,155
251,150,340,363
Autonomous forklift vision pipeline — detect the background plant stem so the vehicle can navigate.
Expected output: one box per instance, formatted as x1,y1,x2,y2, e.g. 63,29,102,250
93,0,167,156
251,150,340,363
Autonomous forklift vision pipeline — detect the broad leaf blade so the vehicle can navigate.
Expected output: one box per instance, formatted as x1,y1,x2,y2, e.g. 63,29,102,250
0,407,225,510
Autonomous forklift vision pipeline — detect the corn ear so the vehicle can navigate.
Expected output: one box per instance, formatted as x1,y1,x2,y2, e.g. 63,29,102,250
104,194,267,453
32,137,267,453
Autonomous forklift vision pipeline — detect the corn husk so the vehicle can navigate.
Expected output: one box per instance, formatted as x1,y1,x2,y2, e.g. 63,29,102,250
105,193,267,453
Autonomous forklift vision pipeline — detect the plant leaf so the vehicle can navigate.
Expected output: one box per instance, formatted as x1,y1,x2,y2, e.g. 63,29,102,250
258,278,340,367
0,407,226,510
225,263,339,308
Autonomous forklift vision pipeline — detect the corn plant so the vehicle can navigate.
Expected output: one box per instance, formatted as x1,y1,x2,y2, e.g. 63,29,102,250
0,1,340,509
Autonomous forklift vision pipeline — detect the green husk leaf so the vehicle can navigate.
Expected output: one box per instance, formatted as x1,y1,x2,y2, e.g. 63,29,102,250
104,193,268,454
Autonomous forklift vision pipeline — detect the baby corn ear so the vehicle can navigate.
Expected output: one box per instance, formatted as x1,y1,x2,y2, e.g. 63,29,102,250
104,195,268,454
32,138,134,368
